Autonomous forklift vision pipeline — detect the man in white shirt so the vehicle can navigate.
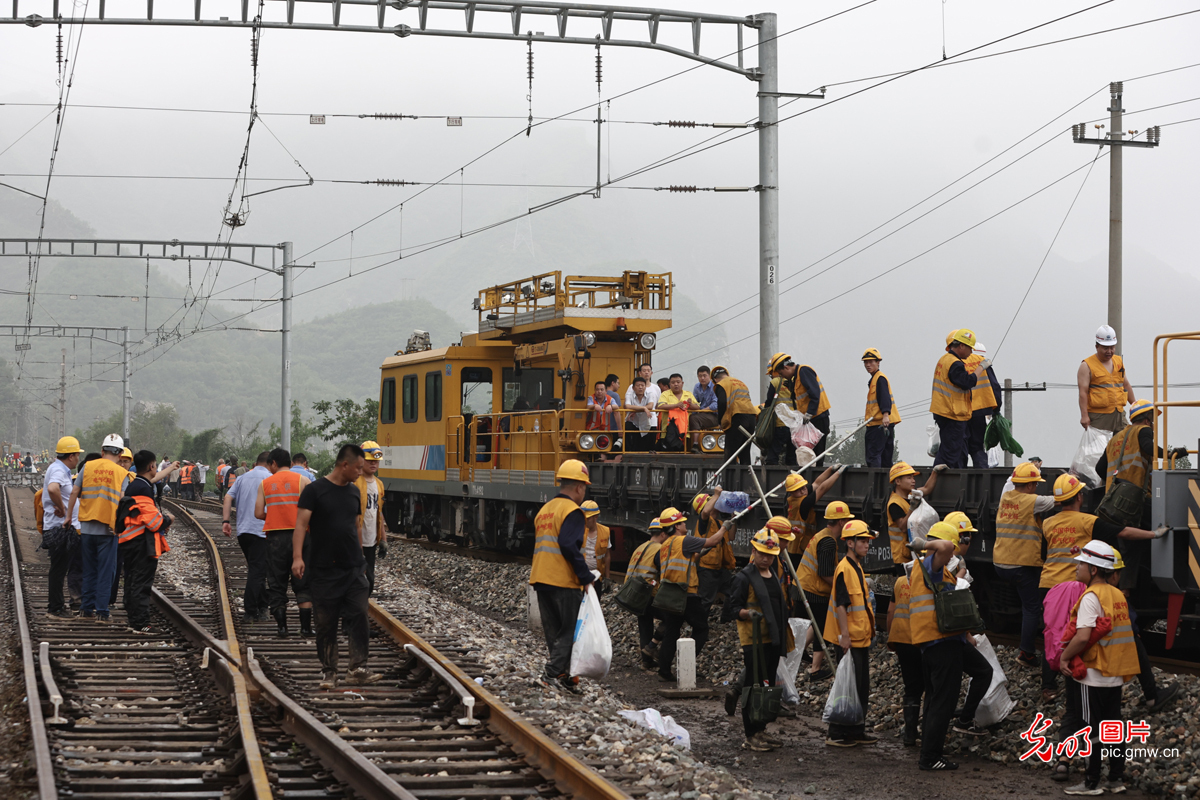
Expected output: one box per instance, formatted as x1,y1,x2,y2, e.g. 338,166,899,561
623,375,657,451
43,436,83,617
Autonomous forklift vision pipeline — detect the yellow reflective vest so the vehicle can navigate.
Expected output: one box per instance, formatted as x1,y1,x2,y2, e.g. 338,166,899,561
994,490,1044,568
887,492,911,565
890,573,912,646
908,557,957,645
793,365,831,417
736,577,797,650
696,516,735,571
1070,582,1139,680
78,458,127,529
1083,354,1127,415
930,353,973,421
1105,423,1150,497
658,534,700,595
865,371,901,426
716,376,757,428
1039,510,1098,589
786,495,820,556
823,557,876,648
530,496,583,589
965,354,999,411
798,530,835,597
626,540,662,594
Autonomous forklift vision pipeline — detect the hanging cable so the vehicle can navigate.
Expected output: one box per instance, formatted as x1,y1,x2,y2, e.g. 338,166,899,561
526,32,534,137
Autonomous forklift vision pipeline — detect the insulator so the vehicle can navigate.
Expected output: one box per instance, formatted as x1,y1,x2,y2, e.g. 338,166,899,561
373,179,414,186
668,185,697,193
55,25,63,70
527,39,534,83
250,34,259,69
668,120,696,128
595,46,602,87
363,113,413,120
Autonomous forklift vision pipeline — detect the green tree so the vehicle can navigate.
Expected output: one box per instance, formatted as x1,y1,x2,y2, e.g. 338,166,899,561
267,400,322,453
824,423,899,466
76,404,186,458
312,397,379,448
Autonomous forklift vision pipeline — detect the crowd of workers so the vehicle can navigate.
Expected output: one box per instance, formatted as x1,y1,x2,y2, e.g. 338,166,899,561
529,324,1186,794
37,431,391,689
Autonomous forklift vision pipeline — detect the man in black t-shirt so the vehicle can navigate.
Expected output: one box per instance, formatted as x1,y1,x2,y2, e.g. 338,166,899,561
293,443,380,689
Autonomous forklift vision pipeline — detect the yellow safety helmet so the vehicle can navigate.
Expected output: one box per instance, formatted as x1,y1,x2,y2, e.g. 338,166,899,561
691,492,711,514
784,473,809,493
766,352,793,375
889,462,918,483
950,329,977,348
361,440,384,461
648,518,663,534
555,459,592,485
751,529,781,555
841,520,874,539
944,511,976,534
765,515,795,541
1129,399,1157,421
120,448,133,461
659,507,686,526
580,500,600,517
861,348,882,362
711,365,730,378
927,521,961,547
55,436,83,455
1111,550,1126,571
1053,473,1085,503
945,330,958,346
824,500,853,521
1011,462,1045,484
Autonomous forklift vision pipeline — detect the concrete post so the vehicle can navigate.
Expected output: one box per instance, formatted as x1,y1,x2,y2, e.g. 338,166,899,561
1108,82,1123,355
677,637,696,689
281,241,293,451
757,12,779,399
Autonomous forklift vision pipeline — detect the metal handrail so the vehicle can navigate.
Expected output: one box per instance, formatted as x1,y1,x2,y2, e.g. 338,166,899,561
1151,331,1200,470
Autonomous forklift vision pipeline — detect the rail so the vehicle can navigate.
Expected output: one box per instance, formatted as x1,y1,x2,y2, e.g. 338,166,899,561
2,489,57,799
369,600,631,800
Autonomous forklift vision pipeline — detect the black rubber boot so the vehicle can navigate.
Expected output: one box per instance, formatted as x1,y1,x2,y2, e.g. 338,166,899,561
299,608,314,638
903,702,920,747
274,607,288,638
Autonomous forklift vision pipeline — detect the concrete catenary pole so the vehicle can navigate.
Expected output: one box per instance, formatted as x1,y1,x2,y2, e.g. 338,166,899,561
1107,82,1123,355
1003,379,1013,469
58,348,66,439
757,12,779,398
121,326,130,441
281,241,293,452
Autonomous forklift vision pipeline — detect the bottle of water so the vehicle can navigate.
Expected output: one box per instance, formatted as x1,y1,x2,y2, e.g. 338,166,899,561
534,418,540,433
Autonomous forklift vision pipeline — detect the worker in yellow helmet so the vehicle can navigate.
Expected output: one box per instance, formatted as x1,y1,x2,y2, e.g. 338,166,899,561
929,329,989,468
782,467,844,557
43,436,83,618
823,520,878,748
765,352,831,466
710,365,758,465
627,518,668,671
691,490,736,611
797,500,854,681
963,341,1002,468
861,348,900,468
529,460,596,694
993,463,1056,673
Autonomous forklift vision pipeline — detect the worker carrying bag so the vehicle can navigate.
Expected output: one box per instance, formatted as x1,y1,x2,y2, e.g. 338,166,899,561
741,617,783,726
1096,426,1150,527
921,558,984,634
651,556,692,616
615,546,655,616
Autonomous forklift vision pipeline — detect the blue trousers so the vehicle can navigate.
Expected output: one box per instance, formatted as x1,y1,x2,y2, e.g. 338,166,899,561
80,534,119,616
865,424,894,468
932,415,968,468
967,409,995,468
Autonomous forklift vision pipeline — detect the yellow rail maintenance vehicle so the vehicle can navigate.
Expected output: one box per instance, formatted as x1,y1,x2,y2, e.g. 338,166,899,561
375,270,728,555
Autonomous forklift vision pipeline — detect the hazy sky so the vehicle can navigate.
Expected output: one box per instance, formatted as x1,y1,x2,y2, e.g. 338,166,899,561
2,0,1197,463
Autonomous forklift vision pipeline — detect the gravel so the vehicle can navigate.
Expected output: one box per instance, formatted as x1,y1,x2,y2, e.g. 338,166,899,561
388,541,1200,798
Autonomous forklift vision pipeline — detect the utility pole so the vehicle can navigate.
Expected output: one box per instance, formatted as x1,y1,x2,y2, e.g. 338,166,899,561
281,241,293,451
121,326,131,441
58,348,66,439
757,12,779,398
1001,379,1047,468
1072,83,1161,355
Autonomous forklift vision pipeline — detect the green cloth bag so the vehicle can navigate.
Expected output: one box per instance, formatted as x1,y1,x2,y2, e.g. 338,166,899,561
984,414,1024,457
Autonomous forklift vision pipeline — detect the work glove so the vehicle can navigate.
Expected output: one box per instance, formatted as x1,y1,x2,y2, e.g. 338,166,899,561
377,540,388,560
978,358,993,371
1153,525,1170,540
909,537,929,553
835,464,848,475
909,489,924,501
1170,447,1188,459
933,464,949,473
748,611,764,622
801,413,812,424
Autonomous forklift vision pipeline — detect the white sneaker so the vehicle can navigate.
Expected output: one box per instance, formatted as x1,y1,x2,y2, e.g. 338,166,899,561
1063,782,1103,796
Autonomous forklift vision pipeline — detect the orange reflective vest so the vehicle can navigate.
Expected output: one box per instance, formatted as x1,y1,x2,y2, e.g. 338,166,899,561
583,522,612,580
1083,354,1127,415
793,365,831,417
930,353,973,421
1039,510,1098,589
530,497,583,589
865,371,901,426
890,573,912,646
696,515,735,571
786,495,820,556
887,492,911,565
823,557,875,648
1070,582,1139,680
118,494,170,558
994,490,1044,568
658,534,701,595
262,470,302,532
1105,423,1150,497
798,530,835,597
626,540,662,595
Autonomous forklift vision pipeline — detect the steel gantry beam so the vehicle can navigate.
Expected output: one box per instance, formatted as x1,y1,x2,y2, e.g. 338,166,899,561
4,1,796,396
0,239,300,450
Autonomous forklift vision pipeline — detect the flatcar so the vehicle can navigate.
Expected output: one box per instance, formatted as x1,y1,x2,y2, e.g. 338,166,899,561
374,273,1200,660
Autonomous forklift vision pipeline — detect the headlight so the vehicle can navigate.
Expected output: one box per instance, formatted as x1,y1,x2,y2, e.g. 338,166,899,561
639,333,656,349
581,331,597,347
717,434,726,449
595,434,611,451
701,434,718,452
578,434,595,451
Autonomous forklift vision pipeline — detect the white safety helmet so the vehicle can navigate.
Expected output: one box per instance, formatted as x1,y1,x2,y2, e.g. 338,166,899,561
1074,540,1118,569
1095,325,1118,346
973,342,987,356
101,433,125,452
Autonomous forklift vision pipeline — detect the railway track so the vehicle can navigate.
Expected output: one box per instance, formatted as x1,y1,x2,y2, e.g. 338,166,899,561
164,498,630,800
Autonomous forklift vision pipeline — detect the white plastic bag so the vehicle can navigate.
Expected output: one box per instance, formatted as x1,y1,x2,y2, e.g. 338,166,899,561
776,618,811,704
926,424,940,458
987,444,1004,468
618,708,690,749
1071,427,1113,488
971,634,1016,727
775,405,825,451
907,500,939,542
822,654,863,725
569,584,612,679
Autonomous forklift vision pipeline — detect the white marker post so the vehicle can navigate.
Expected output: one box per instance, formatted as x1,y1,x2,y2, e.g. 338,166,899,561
676,638,696,690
